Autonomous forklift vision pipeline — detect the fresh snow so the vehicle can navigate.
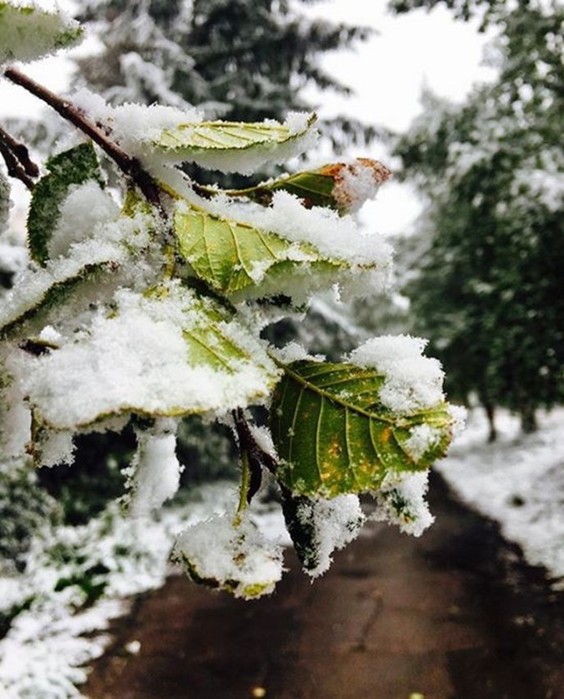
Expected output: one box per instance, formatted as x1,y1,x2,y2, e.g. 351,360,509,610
438,407,564,586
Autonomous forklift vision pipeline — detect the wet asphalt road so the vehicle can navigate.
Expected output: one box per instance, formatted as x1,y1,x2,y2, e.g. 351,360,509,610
84,474,564,698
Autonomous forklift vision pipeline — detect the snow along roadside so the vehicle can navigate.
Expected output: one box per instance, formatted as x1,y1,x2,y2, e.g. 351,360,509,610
436,407,564,588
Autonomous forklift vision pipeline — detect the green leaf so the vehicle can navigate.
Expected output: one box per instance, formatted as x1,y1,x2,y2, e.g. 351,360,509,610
153,116,315,155
174,205,346,297
27,143,103,265
221,159,392,214
0,2,83,64
270,360,453,498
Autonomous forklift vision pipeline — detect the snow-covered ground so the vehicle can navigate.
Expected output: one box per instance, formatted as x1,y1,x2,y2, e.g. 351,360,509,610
437,407,564,587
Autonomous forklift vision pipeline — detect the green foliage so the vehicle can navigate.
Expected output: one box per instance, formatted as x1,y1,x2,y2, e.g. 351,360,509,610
0,4,456,604
391,0,564,431
27,143,103,265
0,469,60,573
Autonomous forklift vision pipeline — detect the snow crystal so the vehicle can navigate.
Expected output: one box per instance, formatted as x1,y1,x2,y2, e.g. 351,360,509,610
349,335,445,413
371,471,434,537
48,182,119,259
38,429,75,468
128,418,182,516
38,325,62,345
403,424,442,460
173,513,284,599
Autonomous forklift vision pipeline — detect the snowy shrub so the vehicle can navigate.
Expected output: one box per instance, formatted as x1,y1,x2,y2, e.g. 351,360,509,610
0,469,59,574
0,2,459,600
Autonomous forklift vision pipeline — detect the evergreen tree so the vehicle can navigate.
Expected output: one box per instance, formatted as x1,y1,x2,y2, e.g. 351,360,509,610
75,0,376,153
390,0,564,436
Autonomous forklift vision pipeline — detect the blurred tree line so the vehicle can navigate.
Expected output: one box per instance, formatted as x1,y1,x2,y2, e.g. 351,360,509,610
389,0,564,439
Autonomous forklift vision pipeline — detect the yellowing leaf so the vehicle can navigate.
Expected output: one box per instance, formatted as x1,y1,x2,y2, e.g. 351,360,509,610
174,205,349,297
270,360,454,497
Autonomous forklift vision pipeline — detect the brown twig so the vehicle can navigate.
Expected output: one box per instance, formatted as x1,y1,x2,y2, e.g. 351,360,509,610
233,408,278,503
4,67,165,214
0,124,39,190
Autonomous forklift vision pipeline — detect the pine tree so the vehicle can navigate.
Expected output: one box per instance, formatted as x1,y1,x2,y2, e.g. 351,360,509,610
390,0,564,436
75,0,376,153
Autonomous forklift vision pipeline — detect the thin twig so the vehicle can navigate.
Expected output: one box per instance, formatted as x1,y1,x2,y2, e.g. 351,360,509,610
4,67,165,213
0,124,39,190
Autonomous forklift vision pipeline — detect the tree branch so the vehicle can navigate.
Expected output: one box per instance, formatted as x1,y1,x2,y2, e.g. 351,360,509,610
0,124,39,191
3,67,166,214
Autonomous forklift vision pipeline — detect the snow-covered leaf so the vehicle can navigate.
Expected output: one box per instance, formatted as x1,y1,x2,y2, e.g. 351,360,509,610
28,143,103,265
23,282,280,430
174,203,387,303
223,158,391,214
0,257,119,341
0,2,83,64
281,492,365,576
175,205,335,295
147,113,317,173
270,360,453,498
173,513,284,599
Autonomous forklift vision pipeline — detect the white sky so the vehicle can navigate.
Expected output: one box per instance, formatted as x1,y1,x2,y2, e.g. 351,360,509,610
0,0,497,236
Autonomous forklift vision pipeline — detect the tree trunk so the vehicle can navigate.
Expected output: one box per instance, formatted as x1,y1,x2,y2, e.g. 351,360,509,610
520,404,538,434
484,402,497,443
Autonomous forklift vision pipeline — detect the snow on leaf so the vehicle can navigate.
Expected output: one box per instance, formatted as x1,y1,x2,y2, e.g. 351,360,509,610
22,282,280,431
0,2,83,65
27,143,103,265
174,202,387,303
173,513,284,599
175,204,321,294
221,158,392,214
281,491,365,577
270,359,453,498
146,113,317,173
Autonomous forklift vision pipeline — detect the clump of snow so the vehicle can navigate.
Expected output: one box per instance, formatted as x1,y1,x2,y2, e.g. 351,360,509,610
371,471,434,537
332,158,392,213
128,418,182,516
37,429,75,468
47,182,119,259
247,423,279,464
272,341,325,364
292,495,365,578
72,88,203,158
404,424,442,460
348,335,445,413
283,111,312,136
0,2,83,65
173,513,284,599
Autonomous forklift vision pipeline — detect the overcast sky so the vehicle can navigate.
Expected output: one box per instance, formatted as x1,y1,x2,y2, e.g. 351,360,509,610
1,0,497,235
